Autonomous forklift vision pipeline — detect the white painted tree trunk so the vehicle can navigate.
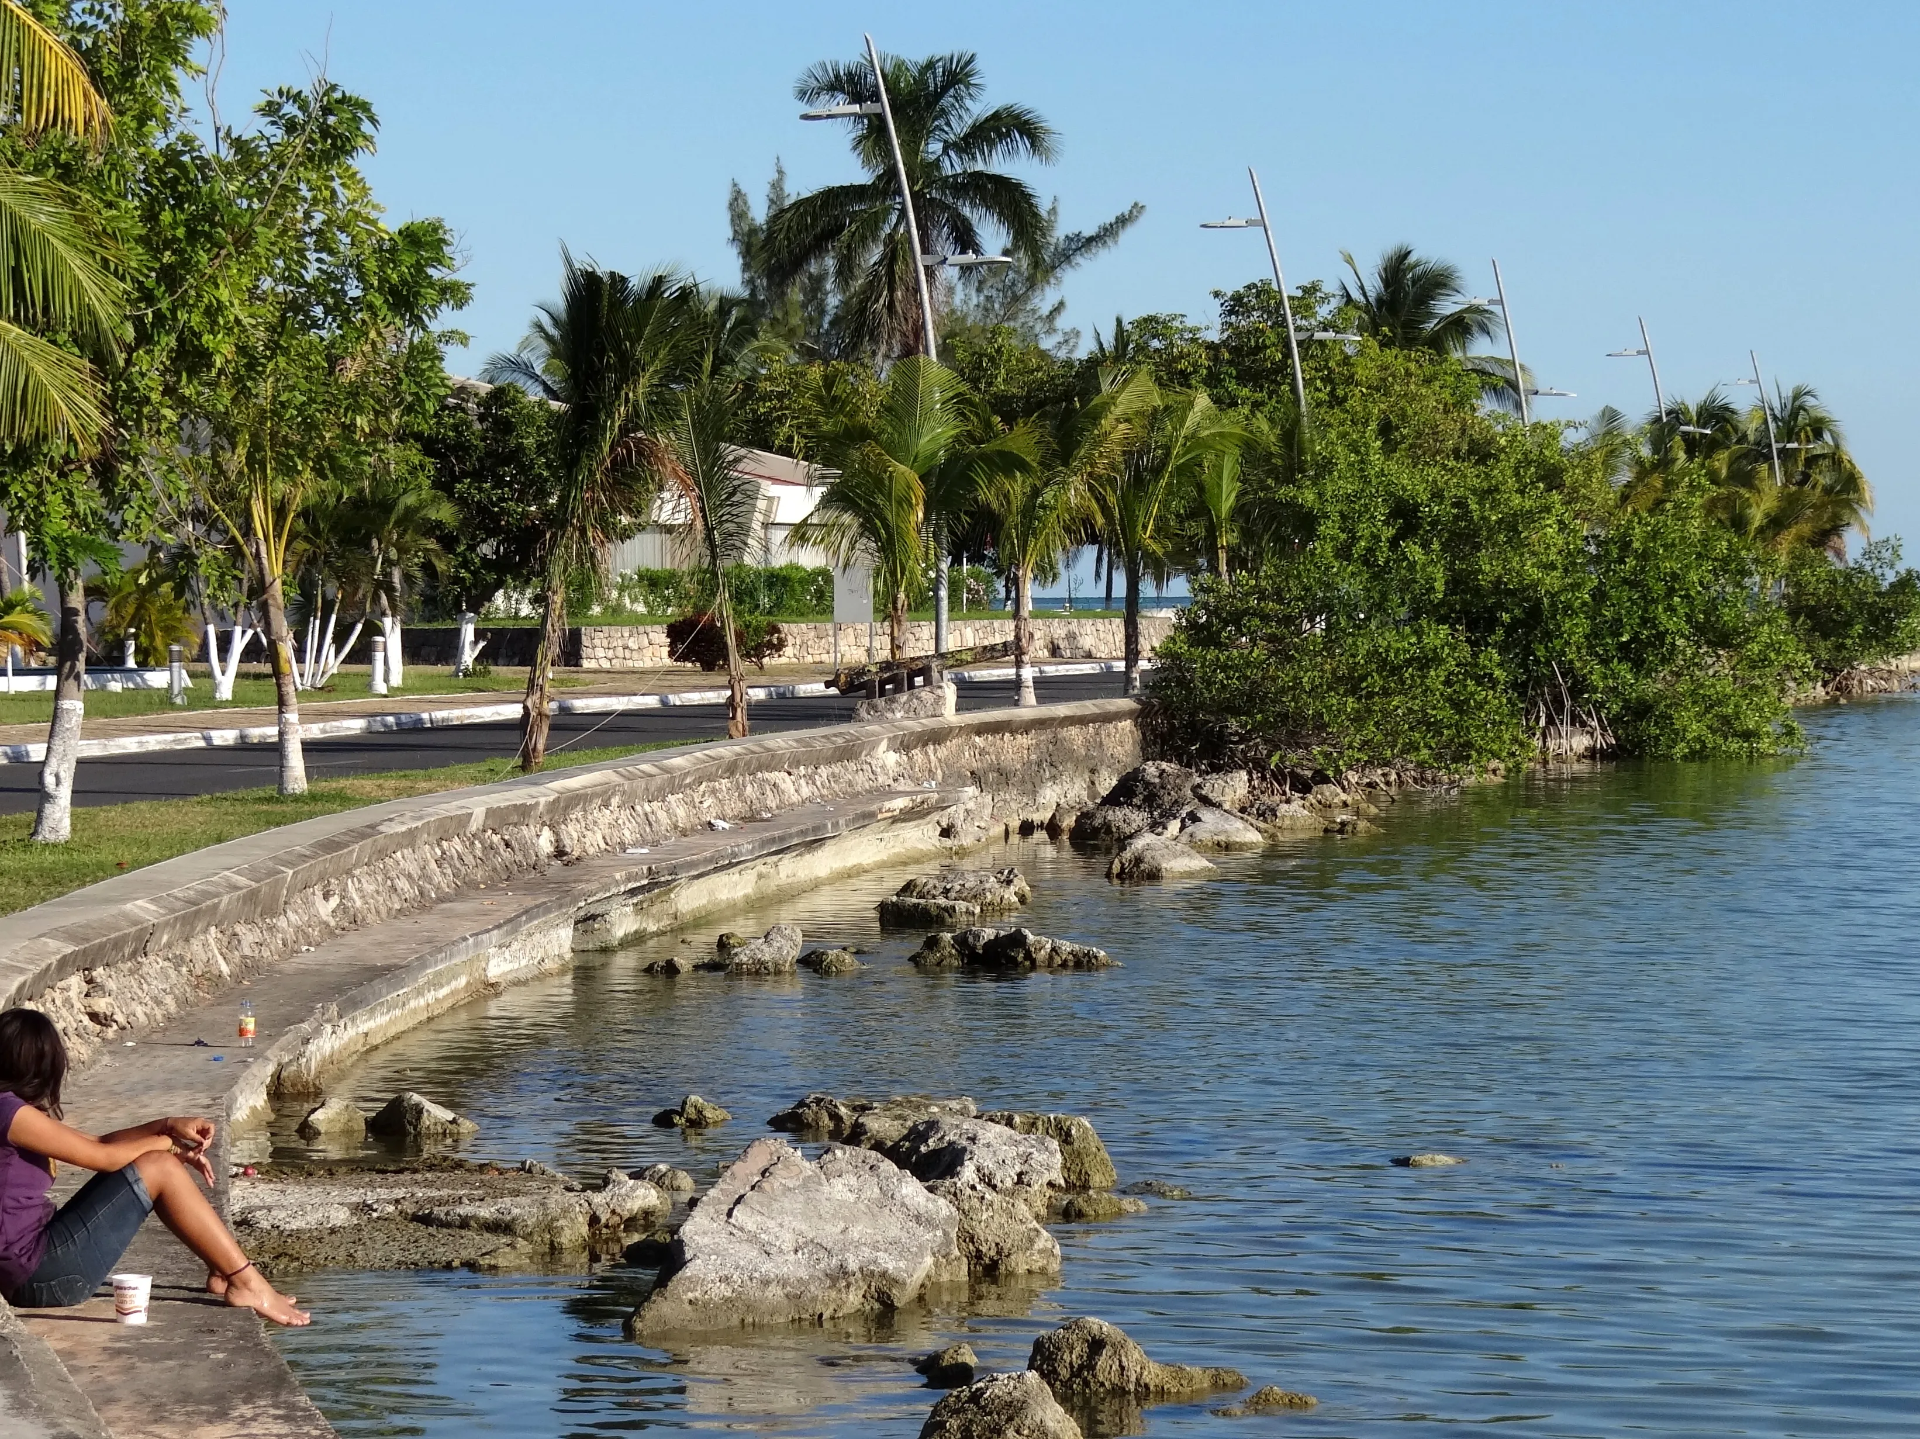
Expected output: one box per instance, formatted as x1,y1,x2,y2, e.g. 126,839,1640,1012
1015,568,1037,708
383,614,404,689
208,623,254,702
31,578,86,843
455,612,476,676
316,619,363,688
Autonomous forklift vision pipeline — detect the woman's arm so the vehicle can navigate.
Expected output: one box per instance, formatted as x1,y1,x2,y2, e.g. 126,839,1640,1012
7,1105,175,1175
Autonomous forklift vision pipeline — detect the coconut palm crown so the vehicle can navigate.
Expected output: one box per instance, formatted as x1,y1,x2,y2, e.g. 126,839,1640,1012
763,50,1057,361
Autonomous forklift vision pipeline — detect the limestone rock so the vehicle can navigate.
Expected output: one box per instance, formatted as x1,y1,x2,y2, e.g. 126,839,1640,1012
1099,761,1199,818
879,895,982,928
296,1097,368,1145
911,928,1116,973
854,681,956,722
1245,798,1325,833
627,1138,963,1335
1123,1180,1193,1200
895,867,1033,910
635,1163,696,1193
1068,804,1154,849
888,1118,1064,1214
979,1112,1117,1192
919,1371,1083,1439
768,1093,980,1150
1058,1192,1148,1222
930,1184,1061,1275
1107,835,1217,883
644,955,698,976
914,1341,979,1388
1214,1384,1318,1416
799,947,868,974
366,1092,478,1146
1175,807,1267,852
718,925,803,975
1328,814,1382,836
652,1094,732,1129
1190,770,1250,812
1307,782,1349,809
1045,803,1082,840
1392,1152,1464,1167
1028,1317,1245,1399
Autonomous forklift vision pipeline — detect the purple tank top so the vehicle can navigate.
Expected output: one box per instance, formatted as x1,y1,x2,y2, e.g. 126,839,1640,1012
0,1092,54,1293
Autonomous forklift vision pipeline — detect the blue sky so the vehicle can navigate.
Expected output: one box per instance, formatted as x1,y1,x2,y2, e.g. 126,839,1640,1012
217,1,1918,554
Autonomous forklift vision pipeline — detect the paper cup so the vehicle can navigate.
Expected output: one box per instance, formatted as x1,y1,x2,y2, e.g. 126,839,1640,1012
110,1272,152,1324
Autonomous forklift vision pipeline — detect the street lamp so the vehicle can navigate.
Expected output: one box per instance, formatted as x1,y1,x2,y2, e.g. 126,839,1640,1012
1605,316,1665,416
800,102,883,120
921,253,1013,269
1487,259,1530,423
1734,351,1784,488
1201,168,1307,417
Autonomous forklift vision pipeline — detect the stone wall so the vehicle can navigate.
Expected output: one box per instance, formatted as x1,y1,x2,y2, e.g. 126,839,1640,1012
575,615,1176,669
3,702,1144,1065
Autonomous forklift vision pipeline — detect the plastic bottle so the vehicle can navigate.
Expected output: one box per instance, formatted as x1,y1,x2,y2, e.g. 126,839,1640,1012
237,1000,256,1047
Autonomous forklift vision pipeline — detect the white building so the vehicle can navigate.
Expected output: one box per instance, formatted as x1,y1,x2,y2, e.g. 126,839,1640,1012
606,445,837,574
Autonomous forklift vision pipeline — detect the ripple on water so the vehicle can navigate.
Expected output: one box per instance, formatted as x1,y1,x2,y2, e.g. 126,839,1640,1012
270,698,1920,1436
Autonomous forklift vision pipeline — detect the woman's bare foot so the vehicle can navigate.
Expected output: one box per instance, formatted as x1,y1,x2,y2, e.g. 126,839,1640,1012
221,1265,310,1326
206,1270,295,1304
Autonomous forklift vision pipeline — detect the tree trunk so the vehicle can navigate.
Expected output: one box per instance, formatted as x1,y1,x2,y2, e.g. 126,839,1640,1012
518,574,566,771
258,553,307,796
1215,535,1229,580
386,565,405,687
1124,555,1144,696
30,574,86,843
1014,566,1036,708
889,586,907,662
716,581,748,739
933,523,949,657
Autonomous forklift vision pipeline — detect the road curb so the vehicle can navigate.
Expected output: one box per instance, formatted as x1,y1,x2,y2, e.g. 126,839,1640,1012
0,662,1149,763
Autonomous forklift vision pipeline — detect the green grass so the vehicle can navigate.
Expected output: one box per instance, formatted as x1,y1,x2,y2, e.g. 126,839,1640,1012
0,668,575,727
0,738,690,917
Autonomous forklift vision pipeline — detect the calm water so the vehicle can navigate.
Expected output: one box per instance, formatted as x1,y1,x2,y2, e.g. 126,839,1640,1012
269,698,1920,1437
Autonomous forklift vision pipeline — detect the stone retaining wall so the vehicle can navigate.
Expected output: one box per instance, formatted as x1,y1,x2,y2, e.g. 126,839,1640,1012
576,615,1174,668
2,702,1144,1065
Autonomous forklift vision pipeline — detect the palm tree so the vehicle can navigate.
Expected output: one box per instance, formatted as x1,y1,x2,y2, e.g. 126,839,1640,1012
658,302,766,737
484,254,703,769
0,0,119,453
763,50,1056,360
795,355,962,660
94,559,195,666
0,584,50,657
1339,245,1497,354
1097,381,1243,693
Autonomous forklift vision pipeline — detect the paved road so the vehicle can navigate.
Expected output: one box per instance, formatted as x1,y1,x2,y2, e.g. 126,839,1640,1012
0,674,1131,812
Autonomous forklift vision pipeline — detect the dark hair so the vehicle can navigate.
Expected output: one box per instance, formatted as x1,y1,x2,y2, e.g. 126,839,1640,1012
0,1009,67,1120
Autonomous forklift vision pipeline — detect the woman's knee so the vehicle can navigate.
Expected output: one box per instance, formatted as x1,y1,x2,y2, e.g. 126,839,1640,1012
132,1149,184,1191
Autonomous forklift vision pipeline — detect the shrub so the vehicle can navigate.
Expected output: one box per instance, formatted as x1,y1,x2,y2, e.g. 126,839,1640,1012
665,612,786,671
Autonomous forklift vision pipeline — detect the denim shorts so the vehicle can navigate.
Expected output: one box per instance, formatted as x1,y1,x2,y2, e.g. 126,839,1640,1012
7,1164,153,1308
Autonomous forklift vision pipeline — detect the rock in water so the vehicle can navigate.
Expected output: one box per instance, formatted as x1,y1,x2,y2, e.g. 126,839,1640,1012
634,1163,695,1193
1099,761,1199,817
1191,770,1251,811
799,947,868,974
1175,807,1267,852
1068,805,1155,849
366,1092,479,1146
978,1112,1117,1192
627,1138,963,1335
1123,1180,1193,1200
879,895,983,927
1392,1152,1464,1167
768,1093,979,1149
1045,803,1082,839
296,1097,368,1144
1213,1384,1318,1416
911,928,1116,973
1028,1317,1245,1398
1058,1192,1148,1222
919,1371,1084,1439
889,1118,1063,1276
652,1094,732,1129
1107,836,1217,882
897,868,1034,910
717,925,804,975
914,1342,980,1388
1245,798,1325,833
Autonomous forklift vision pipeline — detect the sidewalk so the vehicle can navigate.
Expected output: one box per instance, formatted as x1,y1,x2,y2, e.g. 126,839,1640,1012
0,660,1147,763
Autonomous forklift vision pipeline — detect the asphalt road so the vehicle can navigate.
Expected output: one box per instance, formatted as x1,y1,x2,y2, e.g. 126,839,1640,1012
0,674,1130,813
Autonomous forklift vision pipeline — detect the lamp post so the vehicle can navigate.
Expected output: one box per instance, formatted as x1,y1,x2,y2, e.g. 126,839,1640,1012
1201,167,1307,418
1606,316,1665,417
1735,351,1784,488
1488,259,1528,424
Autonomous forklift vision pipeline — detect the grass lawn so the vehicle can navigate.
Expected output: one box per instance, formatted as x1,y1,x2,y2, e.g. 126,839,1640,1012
0,738,691,917
0,667,575,727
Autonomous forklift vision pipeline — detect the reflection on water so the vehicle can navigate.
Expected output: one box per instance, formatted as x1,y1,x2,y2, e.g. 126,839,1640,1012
272,698,1920,1436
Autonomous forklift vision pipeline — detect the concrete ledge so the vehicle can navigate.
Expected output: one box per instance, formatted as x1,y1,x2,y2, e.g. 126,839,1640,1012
3,700,1144,1053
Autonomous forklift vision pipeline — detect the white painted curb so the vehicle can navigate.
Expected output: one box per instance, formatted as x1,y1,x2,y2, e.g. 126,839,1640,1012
0,663,1146,763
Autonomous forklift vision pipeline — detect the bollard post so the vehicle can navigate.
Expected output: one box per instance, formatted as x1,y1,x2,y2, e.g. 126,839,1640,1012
370,633,388,695
168,643,187,705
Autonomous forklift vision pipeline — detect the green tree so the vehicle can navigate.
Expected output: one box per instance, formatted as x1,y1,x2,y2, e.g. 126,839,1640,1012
485,257,704,768
423,382,560,612
764,50,1056,360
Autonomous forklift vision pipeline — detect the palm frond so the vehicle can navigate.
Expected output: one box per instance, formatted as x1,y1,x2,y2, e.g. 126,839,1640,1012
0,312,104,448
0,0,109,142
0,168,121,345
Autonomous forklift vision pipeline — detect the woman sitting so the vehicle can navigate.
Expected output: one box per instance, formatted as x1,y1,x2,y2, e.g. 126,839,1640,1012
0,1008,307,1325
